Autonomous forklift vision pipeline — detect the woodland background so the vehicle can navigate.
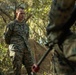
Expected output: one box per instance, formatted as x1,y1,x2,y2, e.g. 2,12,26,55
0,0,76,75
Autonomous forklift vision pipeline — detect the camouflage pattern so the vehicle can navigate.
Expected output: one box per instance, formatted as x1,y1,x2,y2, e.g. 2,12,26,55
46,0,76,41
51,33,76,75
49,0,75,26
46,0,76,75
5,20,35,75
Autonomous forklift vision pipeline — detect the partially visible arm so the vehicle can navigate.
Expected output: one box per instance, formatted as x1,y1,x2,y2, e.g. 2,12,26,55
46,5,76,34
3,22,14,44
4,23,13,37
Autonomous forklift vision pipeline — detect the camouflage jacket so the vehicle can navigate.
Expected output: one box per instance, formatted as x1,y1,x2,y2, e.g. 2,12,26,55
5,20,30,51
47,0,76,73
52,33,76,74
54,33,76,61
47,0,76,33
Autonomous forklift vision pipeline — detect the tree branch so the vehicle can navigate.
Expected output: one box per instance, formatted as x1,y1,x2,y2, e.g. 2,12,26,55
0,8,12,20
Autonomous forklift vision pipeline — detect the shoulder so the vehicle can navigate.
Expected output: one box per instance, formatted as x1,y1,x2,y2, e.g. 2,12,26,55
7,21,15,26
6,20,16,30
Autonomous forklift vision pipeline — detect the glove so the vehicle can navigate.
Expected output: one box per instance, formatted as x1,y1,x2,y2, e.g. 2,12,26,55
32,64,40,72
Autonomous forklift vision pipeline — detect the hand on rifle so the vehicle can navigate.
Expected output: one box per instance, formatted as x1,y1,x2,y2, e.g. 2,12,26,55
32,64,40,72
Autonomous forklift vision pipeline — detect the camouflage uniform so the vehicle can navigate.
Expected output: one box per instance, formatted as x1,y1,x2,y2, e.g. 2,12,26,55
46,0,76,41
5,20,35,75
51,33,76,75
46,0,76,75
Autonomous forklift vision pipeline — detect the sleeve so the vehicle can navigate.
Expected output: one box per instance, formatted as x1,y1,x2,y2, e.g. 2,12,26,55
46,0,76,33
3,22,14,44
67,40,76,62
63,35,76,62
4,23,13,37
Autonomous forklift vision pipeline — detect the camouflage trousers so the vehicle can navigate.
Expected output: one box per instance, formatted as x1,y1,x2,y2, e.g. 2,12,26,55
9,48,36,75
51,56,76,75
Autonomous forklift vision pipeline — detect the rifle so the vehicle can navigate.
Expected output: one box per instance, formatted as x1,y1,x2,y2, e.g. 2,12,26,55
32,41,56,72
32,5,76,72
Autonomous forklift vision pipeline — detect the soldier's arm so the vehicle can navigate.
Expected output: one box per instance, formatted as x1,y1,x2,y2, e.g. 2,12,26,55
46,0,76,33
4,23,14,38
46,5,76,33
66,37,76,62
